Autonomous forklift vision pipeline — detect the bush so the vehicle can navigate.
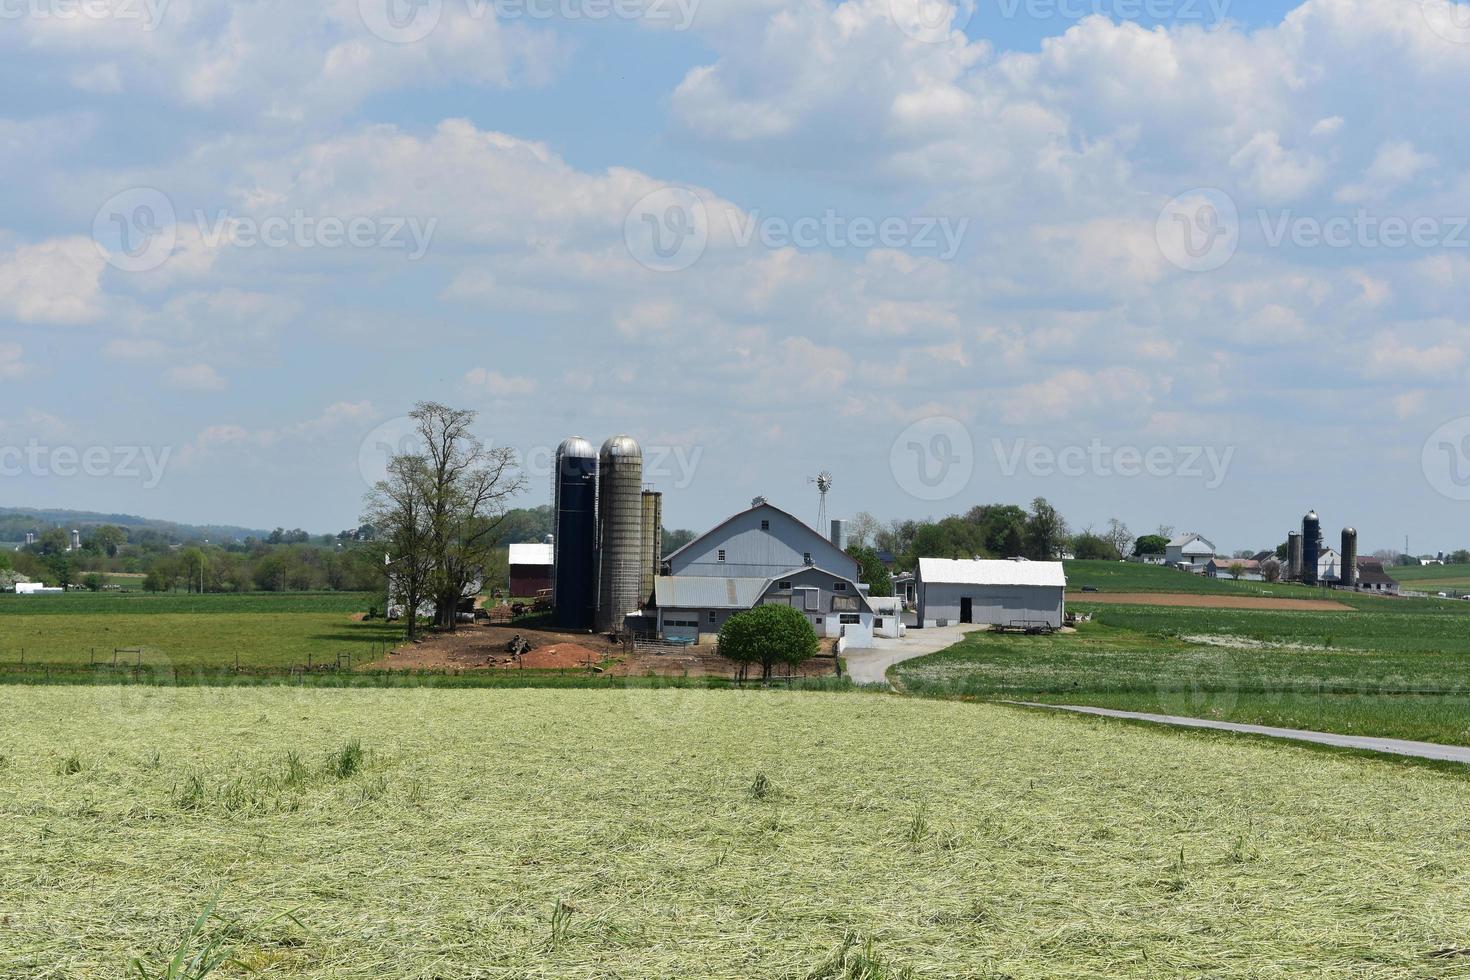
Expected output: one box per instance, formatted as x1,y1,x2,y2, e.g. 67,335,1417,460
717,604,819,682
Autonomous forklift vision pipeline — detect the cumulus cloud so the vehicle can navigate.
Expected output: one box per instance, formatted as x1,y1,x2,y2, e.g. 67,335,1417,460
165,363,227,392
0,237,108,324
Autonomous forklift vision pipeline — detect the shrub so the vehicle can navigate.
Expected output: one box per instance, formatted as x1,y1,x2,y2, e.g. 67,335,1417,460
718,604,819,682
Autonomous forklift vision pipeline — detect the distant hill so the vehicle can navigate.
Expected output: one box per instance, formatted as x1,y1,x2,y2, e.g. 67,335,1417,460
0,508,272,544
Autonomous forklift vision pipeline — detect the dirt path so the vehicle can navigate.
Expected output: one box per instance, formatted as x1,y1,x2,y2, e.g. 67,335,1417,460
1072,592,1352,611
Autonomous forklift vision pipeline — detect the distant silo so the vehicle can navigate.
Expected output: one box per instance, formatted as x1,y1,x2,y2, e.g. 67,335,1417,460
1302,511,1321,586
1287,532,1303,581
1341,528,1359,589
830,519,847,551
640,489,663,604
70,529,81,552
552,437,599,631
596,436,644,632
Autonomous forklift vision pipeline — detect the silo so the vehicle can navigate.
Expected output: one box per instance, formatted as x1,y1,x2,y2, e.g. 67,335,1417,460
1287,532,1303,581
830,519,847,551
640,489,663,604
1302,511,1321,586
596,436,644,632
552,437,599,630
1341,528,1359,589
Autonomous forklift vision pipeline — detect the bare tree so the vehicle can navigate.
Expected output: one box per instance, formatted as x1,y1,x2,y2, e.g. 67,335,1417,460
364,454,435,642
1260,557,1282,583
847,511,879,550
1104,518,1132,559
413,402,526,631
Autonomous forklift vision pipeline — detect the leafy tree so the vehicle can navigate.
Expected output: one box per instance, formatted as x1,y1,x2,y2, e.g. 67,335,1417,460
717,603,819,682
1071,530,1120,561
1228,561,1245,580
1025,497,1068,560
90,525,127,558
44,553,75,591
962,504,1029,557
33,528,69,556
82,573,106,592
1134,534,1168,556
848,545,893,597
366,454,436,642
661,527,697,556
1450,549,1470,565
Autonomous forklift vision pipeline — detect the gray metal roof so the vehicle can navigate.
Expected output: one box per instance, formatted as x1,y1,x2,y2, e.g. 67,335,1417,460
654,575,770,609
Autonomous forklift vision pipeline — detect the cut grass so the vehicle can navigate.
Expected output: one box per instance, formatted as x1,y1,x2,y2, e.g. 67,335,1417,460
5,686,1470,977
894,608,1470,745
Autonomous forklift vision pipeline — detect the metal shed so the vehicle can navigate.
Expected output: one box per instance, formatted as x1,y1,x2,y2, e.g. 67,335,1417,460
915,558,1066,629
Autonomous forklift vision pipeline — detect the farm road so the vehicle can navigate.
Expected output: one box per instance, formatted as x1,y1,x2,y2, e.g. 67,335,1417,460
844,624,987,687
1005,702,1470,765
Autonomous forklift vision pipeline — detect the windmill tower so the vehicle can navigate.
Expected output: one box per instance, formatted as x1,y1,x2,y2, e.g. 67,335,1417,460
810,471,833,529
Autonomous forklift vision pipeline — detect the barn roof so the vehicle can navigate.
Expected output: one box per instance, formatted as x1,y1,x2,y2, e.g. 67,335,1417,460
508,543,553,566
917,558,1067,587
654,576,770,609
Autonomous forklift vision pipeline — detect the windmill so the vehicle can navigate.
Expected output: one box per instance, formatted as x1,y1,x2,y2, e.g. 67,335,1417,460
809,471,834,529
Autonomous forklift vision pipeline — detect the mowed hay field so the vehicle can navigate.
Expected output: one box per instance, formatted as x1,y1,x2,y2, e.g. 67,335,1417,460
5,688,1470,977
0,593,395,671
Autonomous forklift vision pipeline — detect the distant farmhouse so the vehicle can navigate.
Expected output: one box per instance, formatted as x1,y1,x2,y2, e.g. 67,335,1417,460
1164,533,1215,570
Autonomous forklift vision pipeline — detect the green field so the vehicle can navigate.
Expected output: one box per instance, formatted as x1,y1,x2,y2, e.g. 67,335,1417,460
6,686,1470,978
1393,564,1470,596
0,592,393,671
894,599,1470,745
1062,559,1345,598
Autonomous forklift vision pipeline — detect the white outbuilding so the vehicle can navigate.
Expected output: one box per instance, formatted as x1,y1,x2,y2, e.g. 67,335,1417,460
915,558,1066,629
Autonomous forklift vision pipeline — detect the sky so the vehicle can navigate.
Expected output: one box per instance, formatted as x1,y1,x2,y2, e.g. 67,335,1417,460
1,0,1468,555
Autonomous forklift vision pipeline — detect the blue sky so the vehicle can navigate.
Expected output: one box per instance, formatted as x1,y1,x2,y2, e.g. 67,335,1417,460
2,0,1468,555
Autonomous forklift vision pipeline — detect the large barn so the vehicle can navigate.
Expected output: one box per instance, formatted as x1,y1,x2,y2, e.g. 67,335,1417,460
915,558,1066,629
650,501,875,647
508,542,553,598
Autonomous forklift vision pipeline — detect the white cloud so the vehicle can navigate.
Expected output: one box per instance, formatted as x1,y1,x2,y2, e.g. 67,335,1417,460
0,237,107,324
465,368,538,396
165,363,227,392
0,344,30,379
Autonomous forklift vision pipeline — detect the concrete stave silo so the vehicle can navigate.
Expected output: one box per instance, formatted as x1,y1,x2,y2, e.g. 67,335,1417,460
553,437,599,630
640,489,662,607
597,436,644,632
1341,527,1359,589
1288,532,1303,581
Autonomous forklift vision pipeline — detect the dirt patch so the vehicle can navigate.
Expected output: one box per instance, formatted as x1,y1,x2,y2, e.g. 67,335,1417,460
359,622,841,677
1074,592,1352,611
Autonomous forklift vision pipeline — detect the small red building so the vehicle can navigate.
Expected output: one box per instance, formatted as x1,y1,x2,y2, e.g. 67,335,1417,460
508,542,553,598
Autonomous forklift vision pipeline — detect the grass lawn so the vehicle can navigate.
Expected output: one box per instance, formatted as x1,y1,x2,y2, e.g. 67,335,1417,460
6,686,1470,977
1393,564,1470,596
893,600,1470,745
0,592,394,671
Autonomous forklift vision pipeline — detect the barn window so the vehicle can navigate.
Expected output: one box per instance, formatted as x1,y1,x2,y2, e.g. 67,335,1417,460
803,552,813,565
831,595,859,612
778,580,792,590
840,614,860,625
708,611,717,623
833,582,847,591
761,520,770,531
717,550,726,562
